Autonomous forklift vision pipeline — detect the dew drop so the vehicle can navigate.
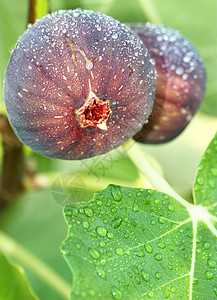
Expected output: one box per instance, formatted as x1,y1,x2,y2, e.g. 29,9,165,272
183,55,191,63
112,33,118,40
72,208,79,216
205,271,213,279
100,258,107,266
79,208,84,214
213,287,217,296
168,205,175,212
207,259,216,268
133,199,139,212
134,250,145,257
113,217,123,228
107,232,114,239
131,265,139,274
111,186,122,201
124,233,129,239
144,244,153,253
110,286,122,300
157,242,166,249
158,216,166,224
96,266,106,279
88,248,100,259
96,200,103,206
203,242,210,250
148,291,154,298
155,271,162,279
175,66,184,75
84,207,93,217
141,270,150,282
96,226,107,237
164,288,170,298
106,251,112,257
99,241,106,248
115,247,124,255
154,253,162,261
148,189,154,195
196,176,204,185
82,221,90,229
171,286,176,293
154,199,160,204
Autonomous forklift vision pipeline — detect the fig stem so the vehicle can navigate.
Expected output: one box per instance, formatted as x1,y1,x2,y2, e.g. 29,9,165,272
122,138,192,209
137,0,162,24
0,230,71,299
28,0,50,25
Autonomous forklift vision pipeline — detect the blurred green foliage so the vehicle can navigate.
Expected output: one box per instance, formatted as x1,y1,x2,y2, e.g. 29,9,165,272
0,253,38,299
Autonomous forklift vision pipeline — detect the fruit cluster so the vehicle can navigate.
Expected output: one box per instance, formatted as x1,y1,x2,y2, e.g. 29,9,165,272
4,9,206,160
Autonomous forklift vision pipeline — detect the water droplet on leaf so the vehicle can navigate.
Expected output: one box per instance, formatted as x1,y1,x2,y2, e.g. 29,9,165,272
89,248,100,259
155,271,162,279
96,226,107,237
141,270,150,282
154,253,163,261
157,242,166,249
148,291,154,298
196,176,204,185
96,266,106,279
111,186,122,201
84,207,93,217
205,271,213,279
110,286,122,299
113,217,123,228
107,232,114,239
144,244,153,253
207,259,216,268
115,247,124,255
134,250,145,257
82,221,90,229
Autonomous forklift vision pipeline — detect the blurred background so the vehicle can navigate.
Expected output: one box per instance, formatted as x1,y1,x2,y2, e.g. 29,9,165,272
0,0,217,299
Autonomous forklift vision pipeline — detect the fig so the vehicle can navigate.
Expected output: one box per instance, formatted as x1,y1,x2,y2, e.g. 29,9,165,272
131,23,206,143
4,9,155,160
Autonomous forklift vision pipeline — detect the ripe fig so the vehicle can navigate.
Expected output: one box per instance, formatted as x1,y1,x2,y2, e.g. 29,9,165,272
131,23,206,143
4,9,155,160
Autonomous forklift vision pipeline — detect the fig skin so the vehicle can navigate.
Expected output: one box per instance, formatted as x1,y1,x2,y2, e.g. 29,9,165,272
4,9,156,160
131,23,206,144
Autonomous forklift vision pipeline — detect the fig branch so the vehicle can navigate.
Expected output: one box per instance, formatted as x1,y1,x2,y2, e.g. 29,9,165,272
0,114,24,211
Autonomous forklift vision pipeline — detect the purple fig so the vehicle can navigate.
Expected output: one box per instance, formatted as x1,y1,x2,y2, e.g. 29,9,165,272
131,23,206,143
4,9,155,160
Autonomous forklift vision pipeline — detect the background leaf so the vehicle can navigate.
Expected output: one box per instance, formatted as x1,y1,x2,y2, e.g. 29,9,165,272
0,189,71,300
0,253,38,300
193,132,217,206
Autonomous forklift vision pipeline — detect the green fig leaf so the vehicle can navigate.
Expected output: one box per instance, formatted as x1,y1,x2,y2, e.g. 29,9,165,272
61,133,217,299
